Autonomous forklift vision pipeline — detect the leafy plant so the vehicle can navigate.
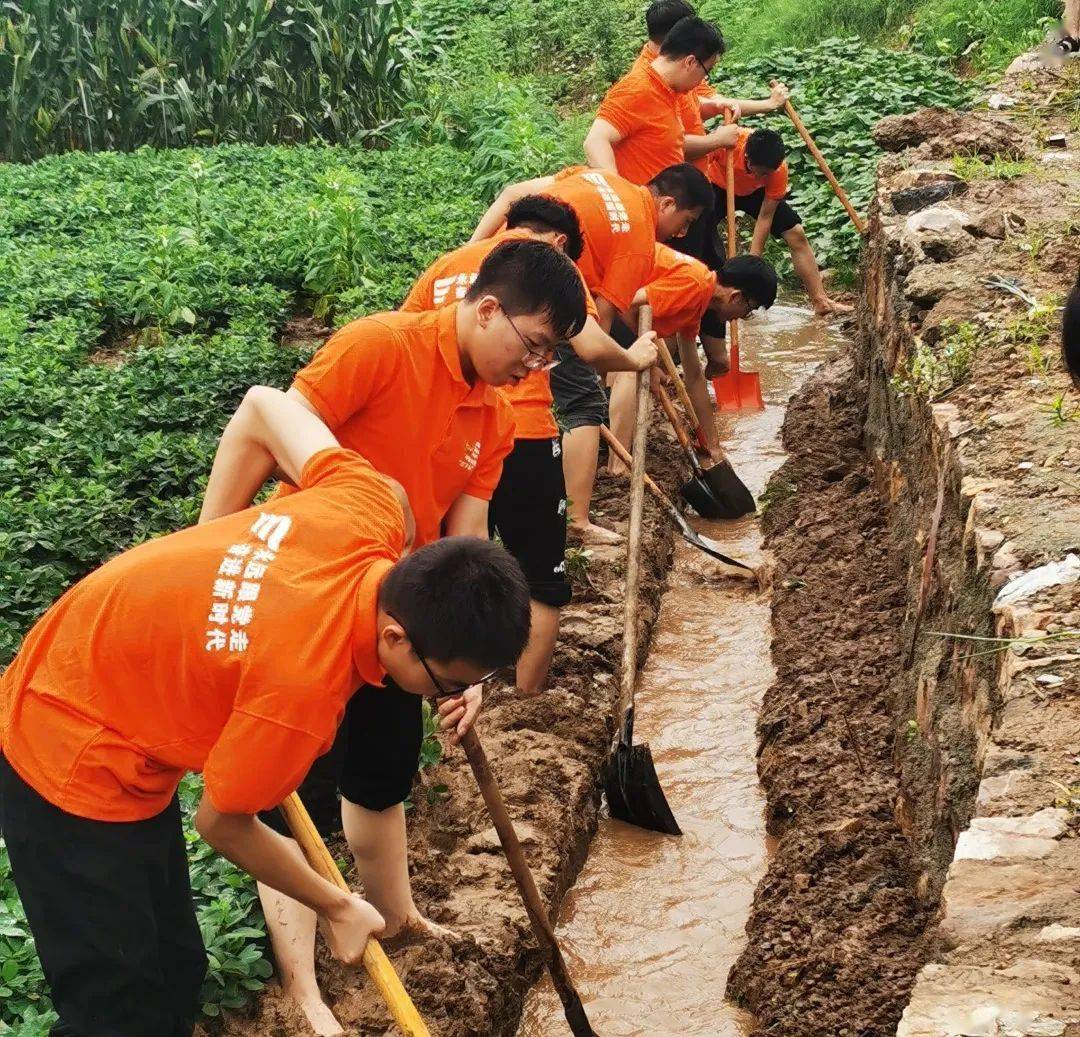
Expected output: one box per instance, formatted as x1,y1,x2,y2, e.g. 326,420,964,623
1046,393,1079,427
951,153,1036,182
891,321,979,399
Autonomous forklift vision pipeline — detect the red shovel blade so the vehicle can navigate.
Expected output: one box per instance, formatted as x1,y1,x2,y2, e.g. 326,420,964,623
712,334,763,412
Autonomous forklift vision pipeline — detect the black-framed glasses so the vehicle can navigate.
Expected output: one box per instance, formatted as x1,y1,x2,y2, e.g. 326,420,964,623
503,309,559,372
389,612,497,697
693,54,716,81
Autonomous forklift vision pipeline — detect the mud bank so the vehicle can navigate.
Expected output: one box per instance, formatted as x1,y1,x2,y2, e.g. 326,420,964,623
210,439,681,1037
732,65,1080,1037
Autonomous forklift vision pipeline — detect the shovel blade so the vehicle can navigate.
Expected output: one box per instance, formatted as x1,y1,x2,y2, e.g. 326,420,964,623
605,742,681,836
679,475,727,520
701,459,756,518
713,370,764,413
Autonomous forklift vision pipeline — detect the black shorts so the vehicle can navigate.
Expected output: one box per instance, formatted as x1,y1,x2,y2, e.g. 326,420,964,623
716,186,802,238
260,682,423,838
550,343,607,430
0,754,207,1037
490,436,571,608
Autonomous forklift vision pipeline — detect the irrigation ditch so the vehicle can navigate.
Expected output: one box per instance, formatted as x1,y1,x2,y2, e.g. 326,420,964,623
208,61,1080,1037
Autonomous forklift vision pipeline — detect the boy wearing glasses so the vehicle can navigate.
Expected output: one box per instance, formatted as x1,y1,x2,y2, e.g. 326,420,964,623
403,195,655,700
198,238,587,1036
0,386,532,1037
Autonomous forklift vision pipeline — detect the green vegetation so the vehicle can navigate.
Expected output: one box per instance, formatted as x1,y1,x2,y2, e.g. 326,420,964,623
702,0,1060,72
892,321,980,400
0,0,417,161
952,153,1037,182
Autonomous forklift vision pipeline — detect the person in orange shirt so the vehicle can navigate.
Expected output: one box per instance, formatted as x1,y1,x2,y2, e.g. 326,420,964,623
627,1,791,177
403,196,656,699
0,387,532,1037
709,127,852,317
626,248,777,462
584,16,733,186
204,239,587,1036
472,163,711,544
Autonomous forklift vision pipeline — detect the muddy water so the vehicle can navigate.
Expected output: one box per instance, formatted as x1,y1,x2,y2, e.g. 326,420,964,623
518,304,850,1037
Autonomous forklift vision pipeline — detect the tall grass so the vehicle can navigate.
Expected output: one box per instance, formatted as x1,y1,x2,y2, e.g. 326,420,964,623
0,0,418,162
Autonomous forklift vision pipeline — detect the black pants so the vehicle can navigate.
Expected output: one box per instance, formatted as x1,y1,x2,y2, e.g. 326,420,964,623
0,754,206,1037
261,681,423,838
489,437,571,608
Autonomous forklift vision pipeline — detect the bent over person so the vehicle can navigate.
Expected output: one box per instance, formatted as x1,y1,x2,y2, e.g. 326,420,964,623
403,194,654,696
0,387,532,1037
199,239,588,1035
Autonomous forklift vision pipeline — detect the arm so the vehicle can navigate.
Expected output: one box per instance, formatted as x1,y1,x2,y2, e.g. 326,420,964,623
703,82,789,120
195,797,384,965
583,118,623,174
443,493,490,539
683,123,741,161
470,176,555,242
594,296,618,333
570,315,657,373
751,197,780,256
199,387,337,523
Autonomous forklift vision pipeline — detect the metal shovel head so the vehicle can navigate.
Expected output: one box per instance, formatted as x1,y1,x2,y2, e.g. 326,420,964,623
680,460,756,520
666,504,754,573
713,370,764,413
605,741,681,836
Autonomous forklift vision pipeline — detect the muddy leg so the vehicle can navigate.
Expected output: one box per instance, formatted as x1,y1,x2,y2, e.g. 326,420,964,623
257,865,343,1037
516,600,561,696
784,225,852,316
606,370,637,475
563,424,621,544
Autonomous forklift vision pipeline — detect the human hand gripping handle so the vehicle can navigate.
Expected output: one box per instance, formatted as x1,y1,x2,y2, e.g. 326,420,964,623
279,794,432,1037
626,329,659,372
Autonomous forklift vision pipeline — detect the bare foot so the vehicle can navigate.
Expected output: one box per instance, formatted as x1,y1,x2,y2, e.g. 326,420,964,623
291,992,344,1037
573,522,624,546
812,297,854,317
382,910,456,947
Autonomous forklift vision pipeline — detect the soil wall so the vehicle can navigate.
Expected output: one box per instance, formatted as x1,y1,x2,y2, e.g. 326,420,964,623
732,65,1080,1037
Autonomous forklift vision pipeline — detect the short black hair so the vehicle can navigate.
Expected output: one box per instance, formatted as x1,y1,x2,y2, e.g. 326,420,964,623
719,254,778,309
379,537,531,669
648,162,713,214
659,15,725,62
506,194,585,263
646,0,695,43
465,238,587,340
746,129,786,171
1063,268,1080,389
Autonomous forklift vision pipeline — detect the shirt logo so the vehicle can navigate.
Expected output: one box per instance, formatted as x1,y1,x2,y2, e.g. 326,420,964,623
433,272,477,307
582,171,631,235
460,441,481,472
204,514,292,654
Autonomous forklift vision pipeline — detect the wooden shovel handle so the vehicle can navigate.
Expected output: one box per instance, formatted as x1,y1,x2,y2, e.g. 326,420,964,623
783,97,866,235
724,110,738,260
655,339,697,431
653,379,693,455
459,729,596,1036
279,793,431,1037
616,306,652,729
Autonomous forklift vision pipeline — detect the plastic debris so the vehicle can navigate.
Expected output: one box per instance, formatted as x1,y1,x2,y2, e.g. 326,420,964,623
994,553,1080,608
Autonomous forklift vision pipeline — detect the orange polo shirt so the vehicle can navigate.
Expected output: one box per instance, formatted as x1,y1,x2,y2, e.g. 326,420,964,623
545,167,658,313
0,448,405,822
400,229,598,440
643,244,717,340
632,42,718,173
596,58,684,186
288,306,516,546
708,128,790,200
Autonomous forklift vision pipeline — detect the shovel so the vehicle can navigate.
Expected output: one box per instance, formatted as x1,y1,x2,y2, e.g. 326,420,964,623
603,304,680,836
654,339,755,519
713,111,765,414
279,792,431,1037
599,424,755,578
459,727,596,1037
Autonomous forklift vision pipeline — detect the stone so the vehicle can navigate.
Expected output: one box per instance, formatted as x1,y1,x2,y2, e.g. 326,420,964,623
905,264,972,306
1036,924,1080,943
873,108,1028,161
891,181,967,215
954,808,1070,861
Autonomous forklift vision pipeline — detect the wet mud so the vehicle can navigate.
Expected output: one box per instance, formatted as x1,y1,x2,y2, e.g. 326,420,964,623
520,306,849,1036
726,353,934,1036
